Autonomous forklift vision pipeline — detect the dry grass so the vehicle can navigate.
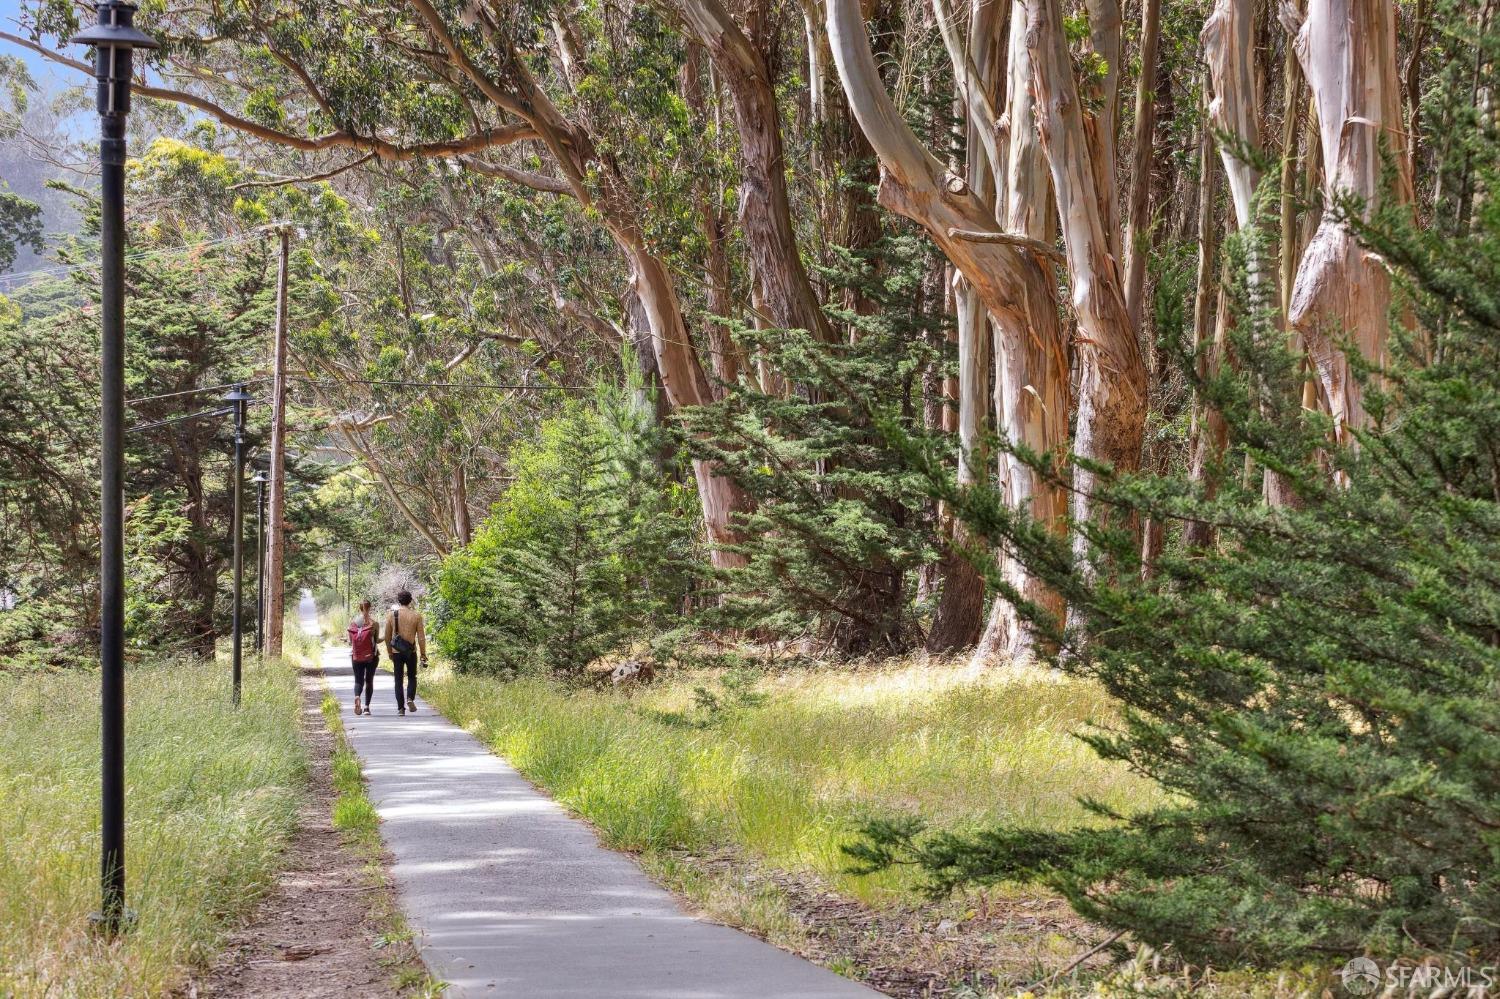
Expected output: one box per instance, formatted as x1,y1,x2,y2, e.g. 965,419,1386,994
0,654,304,997
426,657,1163,904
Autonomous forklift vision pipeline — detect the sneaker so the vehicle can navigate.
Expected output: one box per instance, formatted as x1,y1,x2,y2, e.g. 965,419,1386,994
353,698,362,716
398,710,405,717
407,700,417,714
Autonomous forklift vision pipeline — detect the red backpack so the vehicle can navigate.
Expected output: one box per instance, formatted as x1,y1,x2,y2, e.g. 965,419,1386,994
348,618,378,662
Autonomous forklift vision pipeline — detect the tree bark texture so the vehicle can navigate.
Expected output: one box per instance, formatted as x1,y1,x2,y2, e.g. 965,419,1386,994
1024,0,1149,577
1281,0,1413,441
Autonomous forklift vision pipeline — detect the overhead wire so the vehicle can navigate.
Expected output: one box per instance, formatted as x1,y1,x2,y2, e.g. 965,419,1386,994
126,376,270,408
0,231,267,290
124,405,238,435
290,375,588,392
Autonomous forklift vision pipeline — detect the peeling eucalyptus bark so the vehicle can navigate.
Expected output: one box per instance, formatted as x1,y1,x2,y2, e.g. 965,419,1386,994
828,0,1069,660
976,0,1070,661
1281,0,1413,442
1025,0,1149,584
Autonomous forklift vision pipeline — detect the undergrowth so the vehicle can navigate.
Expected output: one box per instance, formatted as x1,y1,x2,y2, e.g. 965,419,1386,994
425,658,1161,904
0,655,304,996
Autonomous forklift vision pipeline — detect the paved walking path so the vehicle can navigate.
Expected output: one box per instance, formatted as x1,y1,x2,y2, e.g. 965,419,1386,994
302,596,878,999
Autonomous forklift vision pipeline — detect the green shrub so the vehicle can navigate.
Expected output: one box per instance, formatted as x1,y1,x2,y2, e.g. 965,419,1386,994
433,366,699,677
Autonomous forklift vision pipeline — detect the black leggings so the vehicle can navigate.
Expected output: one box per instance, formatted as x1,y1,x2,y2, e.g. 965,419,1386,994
391,649,418,709
352,659,376,704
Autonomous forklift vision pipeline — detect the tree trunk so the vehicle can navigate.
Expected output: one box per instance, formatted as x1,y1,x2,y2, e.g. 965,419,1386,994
976,0,1070,662
263,229,290,657
678,0,832,342
828,0,1070,660
1025,0,1148,580
410,2,755,568
926,544,985,653
1122,0,1163,328
451,464,472,547
682,42,746,387
1183,104,1225,550
1281,0,1413,442
629,249,752,568
1203,0,1296,505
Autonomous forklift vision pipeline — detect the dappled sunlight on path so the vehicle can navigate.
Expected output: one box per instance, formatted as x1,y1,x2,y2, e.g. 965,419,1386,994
310,607,875,998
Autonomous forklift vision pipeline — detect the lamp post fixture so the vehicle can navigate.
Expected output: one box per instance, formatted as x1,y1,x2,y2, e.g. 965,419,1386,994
70,0,157,939
252,467,269,654
224,384,254,706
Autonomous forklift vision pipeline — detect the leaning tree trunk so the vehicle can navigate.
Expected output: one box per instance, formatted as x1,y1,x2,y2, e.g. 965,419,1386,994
1281,0,1413,442
827,0,1070,660
409,2,756,568
629,248,753,568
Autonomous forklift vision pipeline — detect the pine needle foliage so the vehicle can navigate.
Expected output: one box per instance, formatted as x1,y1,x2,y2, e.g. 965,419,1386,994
682,235,948,655
848,7,1500,966
433,366,699,677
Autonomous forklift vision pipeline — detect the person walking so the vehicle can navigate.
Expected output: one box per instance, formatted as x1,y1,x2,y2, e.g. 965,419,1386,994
348,599,380,716
385,589,428,717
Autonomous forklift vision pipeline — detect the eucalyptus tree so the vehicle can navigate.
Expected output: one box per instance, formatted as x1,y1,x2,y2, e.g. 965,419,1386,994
0,2,682,561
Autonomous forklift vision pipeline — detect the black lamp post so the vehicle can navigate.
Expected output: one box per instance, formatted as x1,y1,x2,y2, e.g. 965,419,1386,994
252,467,268,654
224,384,253,706
70,0,157,939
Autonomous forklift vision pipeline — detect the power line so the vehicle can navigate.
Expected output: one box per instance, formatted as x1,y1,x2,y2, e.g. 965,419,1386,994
127,377,269,408
125,405,237,435
0,232,266,289
291,375,588,392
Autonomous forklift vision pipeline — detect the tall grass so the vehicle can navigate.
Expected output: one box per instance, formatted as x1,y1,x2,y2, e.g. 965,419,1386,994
0,656,305,996
426,661,1163,902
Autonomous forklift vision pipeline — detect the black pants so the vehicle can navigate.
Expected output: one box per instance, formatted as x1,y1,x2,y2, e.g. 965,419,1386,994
352,658,376,705
391,648,418,709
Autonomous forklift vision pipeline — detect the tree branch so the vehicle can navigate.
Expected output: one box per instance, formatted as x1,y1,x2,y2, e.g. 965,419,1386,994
456,155,573,195
0,32,538,160
228,153,375,190
946,227,1065,262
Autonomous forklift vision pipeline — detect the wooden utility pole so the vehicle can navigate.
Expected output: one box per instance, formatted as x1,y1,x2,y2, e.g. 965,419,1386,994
263,227,291,656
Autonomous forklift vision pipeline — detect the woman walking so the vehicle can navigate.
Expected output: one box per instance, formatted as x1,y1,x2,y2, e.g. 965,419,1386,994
348,599,380,716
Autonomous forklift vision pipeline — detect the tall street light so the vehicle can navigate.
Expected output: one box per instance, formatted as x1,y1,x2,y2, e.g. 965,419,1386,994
252,466,269,654
70,0,157,939
225,383,254,707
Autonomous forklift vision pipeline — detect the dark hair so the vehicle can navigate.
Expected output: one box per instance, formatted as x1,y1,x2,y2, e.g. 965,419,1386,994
397,590,413,606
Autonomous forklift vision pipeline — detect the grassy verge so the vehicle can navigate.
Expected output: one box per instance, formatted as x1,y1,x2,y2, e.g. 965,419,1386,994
318,693,442,997
0,655,304,996
424,659,1162,904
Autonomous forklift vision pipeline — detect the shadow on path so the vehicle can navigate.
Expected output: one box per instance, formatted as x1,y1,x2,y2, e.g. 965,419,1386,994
310,598,878,999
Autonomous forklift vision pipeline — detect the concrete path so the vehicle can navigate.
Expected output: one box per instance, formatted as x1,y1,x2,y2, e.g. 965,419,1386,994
302,597,878,999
